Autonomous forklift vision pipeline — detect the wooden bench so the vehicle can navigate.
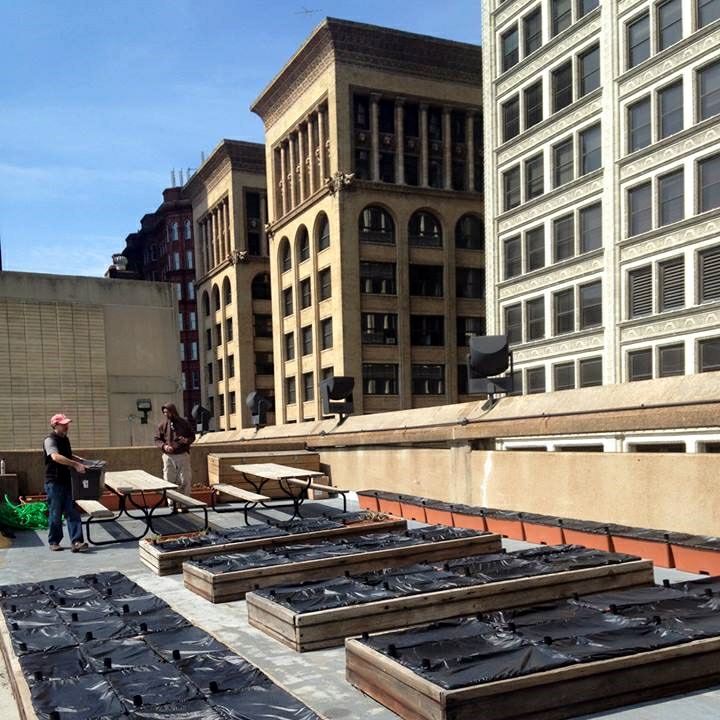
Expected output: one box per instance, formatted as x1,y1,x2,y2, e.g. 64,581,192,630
283,477,349,512
211,483,270,523
165,489,209,530
75,499,115,519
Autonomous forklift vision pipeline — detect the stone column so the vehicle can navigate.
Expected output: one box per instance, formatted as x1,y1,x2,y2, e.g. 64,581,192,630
224,198,231,256
297,124,306,202
288,134,297,209
370,93,381,181
306,114,316,195
259,193,268,256
443,107,452,190
466,111,475,192
317,105,327,182
419,103,429,187
279,142,288,217
394,98,405,185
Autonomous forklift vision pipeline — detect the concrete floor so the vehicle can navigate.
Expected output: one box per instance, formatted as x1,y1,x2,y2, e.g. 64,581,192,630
1,497,719,720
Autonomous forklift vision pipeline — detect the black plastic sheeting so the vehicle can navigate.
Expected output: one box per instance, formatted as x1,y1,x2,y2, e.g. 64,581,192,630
186,525,484,575
0,571,322,720
358,577,720,690
254,545,640,613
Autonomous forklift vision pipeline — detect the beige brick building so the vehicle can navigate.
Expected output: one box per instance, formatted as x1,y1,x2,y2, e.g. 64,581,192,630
183,140,271,430
252,18,485,423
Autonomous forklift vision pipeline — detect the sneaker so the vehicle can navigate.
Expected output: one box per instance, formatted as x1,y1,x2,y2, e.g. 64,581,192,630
49,544,63,552
71,541,89,553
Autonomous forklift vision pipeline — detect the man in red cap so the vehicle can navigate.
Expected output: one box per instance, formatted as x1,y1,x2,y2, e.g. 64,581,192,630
154,403,195,508
42,413,89,552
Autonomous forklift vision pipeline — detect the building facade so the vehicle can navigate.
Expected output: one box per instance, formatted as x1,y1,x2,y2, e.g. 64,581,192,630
252,18,485,423
483,0,720,395
183,140,271,431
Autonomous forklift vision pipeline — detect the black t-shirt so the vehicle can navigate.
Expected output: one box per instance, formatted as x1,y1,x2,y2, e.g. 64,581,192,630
43,432,73,483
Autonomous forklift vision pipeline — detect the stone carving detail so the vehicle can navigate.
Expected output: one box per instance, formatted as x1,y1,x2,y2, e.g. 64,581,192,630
620,308,720,342
512,332,605,363
620,218,720,262
325,171,355,195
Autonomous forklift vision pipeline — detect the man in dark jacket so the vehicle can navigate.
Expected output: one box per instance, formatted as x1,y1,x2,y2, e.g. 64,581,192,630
43,413,89,552
154,403,195,504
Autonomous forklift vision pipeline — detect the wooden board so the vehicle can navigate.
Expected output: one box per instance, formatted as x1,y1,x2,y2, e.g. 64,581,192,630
0,610,37,720
183,533,503,603
346,633,720,720
246,560,654,652
139,516,408,576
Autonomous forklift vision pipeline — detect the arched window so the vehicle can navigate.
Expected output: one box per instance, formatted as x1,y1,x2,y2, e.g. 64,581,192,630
455,214,484,250
184,219,192,240
251,272,272,300
202,291,210,317
359,206,395,244
279,237,291,272
409,211,442,247
297,226,310,262
170,222,179,242
317,214,330,250
223,277,232,306
212,284,220,312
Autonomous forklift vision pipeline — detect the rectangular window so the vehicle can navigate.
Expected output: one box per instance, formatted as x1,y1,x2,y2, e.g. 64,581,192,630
659,80,683,139
699,60,720,121
526,366,546,394
410,264,443,297
255,351,274,375
553,361,575,390
283,287,293,316
628,182,652,236
699,336,720,371
501,26,519,71
580,203,602,252
503,166,521,210
215,323,221,346
526,297,545,340
321,318,333,350
551,0,572,36
525,153,544,200
286,376,296,404
526,226,545,271
205,328,212,351
363,363,399,395
206,362,213,385
579,357,603,387
699,154,720,213
216,358,223,381
225,318,233,342
524,81,543,128
177,312,184,331
504,236,522,279
319,268,331,300
579,280,602,328
456,267,484,298
524,7,543,55
628,349,653,381
659,343,684,377
285,331,295,361
580,123,601,174
578,0,599,17
303,372,314,402
301,325,313,355
362,312,398,345
553,214,574,262
629,265,652,317
627,12,651,68
658,169,684,226
698,0,720,27
229,391,236,415
628,97,652,152
553,288,575,334
658,0,682,51
505,303,522,344
411,364,445,395
360,261,396,294
552,61,573,113
457,316,486,346
218,394,224,417
553,138,574,187
300,278,312,309
502,96,520,142
579,44,600,96
699,245,720,301
227,354,235,378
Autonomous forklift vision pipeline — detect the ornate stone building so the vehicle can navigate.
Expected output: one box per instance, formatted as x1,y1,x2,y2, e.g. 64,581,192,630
183,140,272,430
252,18,484,422
483,0,720,400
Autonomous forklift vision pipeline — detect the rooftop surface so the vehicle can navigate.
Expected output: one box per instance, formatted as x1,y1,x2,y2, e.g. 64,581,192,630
1,496,719,720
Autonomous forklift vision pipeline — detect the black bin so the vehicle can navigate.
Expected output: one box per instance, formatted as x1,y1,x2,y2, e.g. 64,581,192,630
70,461,107,500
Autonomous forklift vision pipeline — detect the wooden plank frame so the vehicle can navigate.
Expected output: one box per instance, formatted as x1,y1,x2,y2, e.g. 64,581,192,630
183,533,503,603
0,610,37,720
246,559,654,652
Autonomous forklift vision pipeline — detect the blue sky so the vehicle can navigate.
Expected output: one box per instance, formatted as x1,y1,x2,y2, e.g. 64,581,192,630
0,0,481,277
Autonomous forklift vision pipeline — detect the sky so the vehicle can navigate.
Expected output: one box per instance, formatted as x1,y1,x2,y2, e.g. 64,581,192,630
0,0,482,277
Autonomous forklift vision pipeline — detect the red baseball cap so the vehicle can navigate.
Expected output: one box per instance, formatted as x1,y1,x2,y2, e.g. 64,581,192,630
50,413,72,426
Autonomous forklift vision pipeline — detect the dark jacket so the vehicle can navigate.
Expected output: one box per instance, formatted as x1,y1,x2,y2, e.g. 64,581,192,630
154,404,195,454
43,432,73,483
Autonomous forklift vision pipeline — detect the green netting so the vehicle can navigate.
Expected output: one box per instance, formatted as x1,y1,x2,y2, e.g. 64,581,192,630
0,495,48,530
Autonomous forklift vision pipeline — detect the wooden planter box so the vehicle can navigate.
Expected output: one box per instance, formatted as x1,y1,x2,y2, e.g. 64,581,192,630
356,490,381,512
138,517,407,576
560,520,614,552
399,496,427,523
182,532,502,603
521,514,565,545
483,509,525,540
669,537,720,575
376,493,402,517
247,559,653,652
610,527,673,568
423,502,454,527
451,505,487,532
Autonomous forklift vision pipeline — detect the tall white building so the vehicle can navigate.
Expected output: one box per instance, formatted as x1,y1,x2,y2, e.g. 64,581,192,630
483,0,720,394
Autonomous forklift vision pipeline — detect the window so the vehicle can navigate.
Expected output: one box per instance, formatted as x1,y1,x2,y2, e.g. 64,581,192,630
551,0,572,36
321,318,333,349
300,278,312,309
699,60,720,121
578,0,599,16
298,228,310,262
361,262,396,294
526,367,546,394
184,219,192,240
205,328,211,350
525,154,544,200
501,26,519,71
223,279,232,306
628,349,653,381
502,96,520,142
699,245,720,301
410,315,444,346
185,250,193,269
362,312,398,345
215,323,221,346
698,0,720,28
523,7,542,55
216,358,223,382
505,303,522,344
285,331,295,361
699,337,720,371
410,265,443,297
503,166,521,210
303,372,314,402
227,354,235,378
202,291,210,317
455,215,484,250
554,288,575,334
553,214,574,262
172,251,181,270
301,325,313,355
526,297,545,340
658,0,682,51
363,363,399,395
318,215,330,250
628,182,652,236
629,266,652,317
580,124,601,174
225,318,233,342
187,282,195,300
579,44,600,96
628,97,652,152
524,81,543,128
699,154,720,212
627,12,651,68
659,343,684,376
251,273,272,300
170,222,179,242
319,268,332,300
580,203,602,252
456,267,484,298
553,139,574,187
206,362,213,385
218,394,224,417
552,61,573,113
213,286,220,311
359,206,395,244
229,391,236,415
190,342,198,361
191,371,200,390
281,240,291,271
658,169,684,226
553,361,575,390
579,281,602,328
526,226,545,271
254,314,273,338
659,80,683,138
177,312,184,332
579,357,602,387
457,316,486,346
255,351,274,375
408,211,442,247
283,287,293,316
411,364,445,395
286,376,296,404
504,236,522,278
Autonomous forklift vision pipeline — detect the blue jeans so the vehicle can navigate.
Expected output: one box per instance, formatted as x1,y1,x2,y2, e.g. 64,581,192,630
45,481,84,546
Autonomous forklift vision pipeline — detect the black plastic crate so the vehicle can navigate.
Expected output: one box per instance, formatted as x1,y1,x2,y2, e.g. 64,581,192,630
70,461,106,500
